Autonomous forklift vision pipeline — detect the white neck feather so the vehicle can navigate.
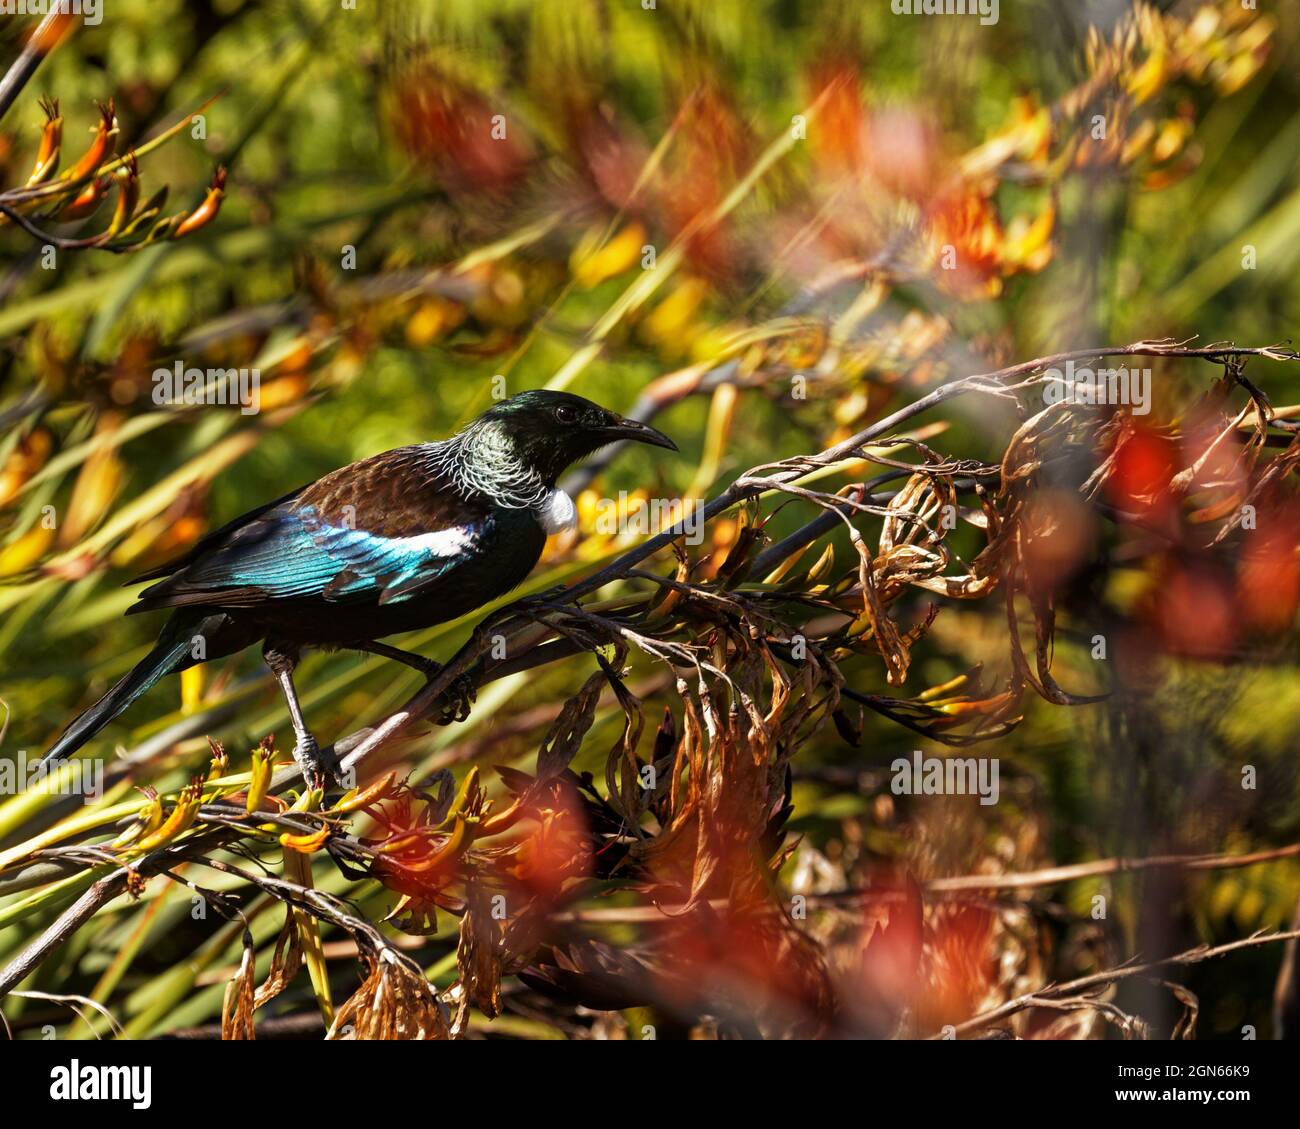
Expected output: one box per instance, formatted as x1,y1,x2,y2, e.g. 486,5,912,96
426,421,557,516
537,487,577,534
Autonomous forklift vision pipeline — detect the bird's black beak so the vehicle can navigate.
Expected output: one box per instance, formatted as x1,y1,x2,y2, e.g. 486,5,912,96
608,416,678,452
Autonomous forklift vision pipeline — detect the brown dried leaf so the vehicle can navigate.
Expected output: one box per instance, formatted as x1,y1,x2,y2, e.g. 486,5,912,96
327,949,450,1041
220,939,256,1041
536,671,604,779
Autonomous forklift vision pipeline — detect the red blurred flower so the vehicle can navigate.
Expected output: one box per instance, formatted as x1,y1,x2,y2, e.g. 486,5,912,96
1106,424,1177,515
390,68,532,195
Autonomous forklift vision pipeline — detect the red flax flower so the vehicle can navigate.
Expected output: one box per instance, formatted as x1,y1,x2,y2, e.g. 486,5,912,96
389,66,532,196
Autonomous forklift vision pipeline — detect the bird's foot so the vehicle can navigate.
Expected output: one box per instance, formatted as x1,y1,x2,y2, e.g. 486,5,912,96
435,672,476,726
291,732,335,789
407,658,475,724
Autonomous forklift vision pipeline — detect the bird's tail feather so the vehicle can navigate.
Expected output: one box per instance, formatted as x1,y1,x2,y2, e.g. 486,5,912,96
42,613,213,766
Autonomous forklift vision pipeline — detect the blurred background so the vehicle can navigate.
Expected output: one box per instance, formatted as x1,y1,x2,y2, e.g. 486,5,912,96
1,0,1299,1039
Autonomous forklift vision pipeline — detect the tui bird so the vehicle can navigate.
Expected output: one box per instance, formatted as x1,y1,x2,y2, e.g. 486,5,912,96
43,390,676,779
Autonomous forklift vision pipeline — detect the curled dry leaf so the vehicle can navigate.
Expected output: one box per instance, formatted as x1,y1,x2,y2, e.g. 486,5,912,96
327,949,450,1041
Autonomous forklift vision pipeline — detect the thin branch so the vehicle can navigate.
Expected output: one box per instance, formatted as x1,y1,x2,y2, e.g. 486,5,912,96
927,842,1300,893
8,989,124,1039
940,928,1300,1038
0,870,126,998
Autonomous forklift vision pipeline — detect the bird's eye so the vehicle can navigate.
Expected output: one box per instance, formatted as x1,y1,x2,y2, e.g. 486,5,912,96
554,405,577,424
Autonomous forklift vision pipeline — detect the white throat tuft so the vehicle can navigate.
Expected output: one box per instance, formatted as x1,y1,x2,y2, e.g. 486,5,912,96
538,487,577,535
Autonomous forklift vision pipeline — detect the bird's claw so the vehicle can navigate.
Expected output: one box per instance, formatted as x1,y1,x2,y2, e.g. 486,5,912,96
435,673,476,725
410,658,475,724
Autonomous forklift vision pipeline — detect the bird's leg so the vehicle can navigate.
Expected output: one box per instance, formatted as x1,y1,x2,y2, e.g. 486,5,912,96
263,641,333,786
347,641,476,725
349,640,442,678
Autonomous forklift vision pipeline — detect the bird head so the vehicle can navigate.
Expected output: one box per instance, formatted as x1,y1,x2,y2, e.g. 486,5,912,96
470,390,677,484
